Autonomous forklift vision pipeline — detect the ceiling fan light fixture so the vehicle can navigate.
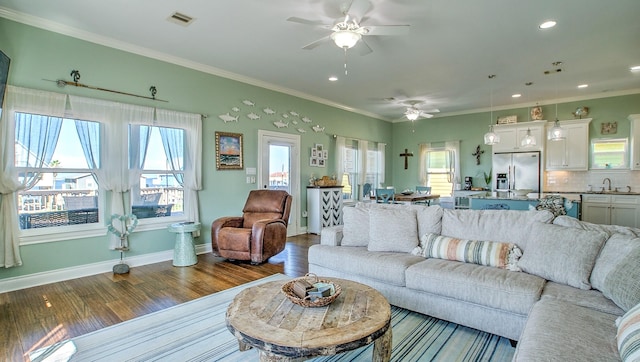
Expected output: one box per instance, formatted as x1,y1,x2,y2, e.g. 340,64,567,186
405,108,420,121
331,30,361,49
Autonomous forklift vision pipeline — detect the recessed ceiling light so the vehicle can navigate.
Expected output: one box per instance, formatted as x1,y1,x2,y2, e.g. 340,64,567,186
328,76,338,81
577,84,589,89
539,20,556,29
512,94,522,98
631,65,640,72
167,11,195,26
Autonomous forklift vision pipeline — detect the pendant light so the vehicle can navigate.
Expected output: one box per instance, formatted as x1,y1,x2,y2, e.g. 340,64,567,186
483,75,500,145
521,128,537,147
547,62,566,141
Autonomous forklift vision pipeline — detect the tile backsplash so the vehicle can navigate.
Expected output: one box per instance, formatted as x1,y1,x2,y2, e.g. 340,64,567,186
545,170,640,193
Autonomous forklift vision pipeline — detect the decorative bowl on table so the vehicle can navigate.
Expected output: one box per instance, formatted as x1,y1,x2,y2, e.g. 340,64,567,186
282,273,341,308
512,189,533,197
401,189,414,195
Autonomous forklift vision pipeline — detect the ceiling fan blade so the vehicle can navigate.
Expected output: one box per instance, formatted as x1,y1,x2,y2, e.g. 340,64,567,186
302,36,331,50
287,16,332,28
345,0,371,20
420,112,435,119
365,25,410,36
356,38,373,56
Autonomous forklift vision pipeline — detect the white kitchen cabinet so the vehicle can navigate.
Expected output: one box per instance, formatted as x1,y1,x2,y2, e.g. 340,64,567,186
492,121,545,152
545,118,591,171
581,194,639,227
629,114,640,170
307,186,343,234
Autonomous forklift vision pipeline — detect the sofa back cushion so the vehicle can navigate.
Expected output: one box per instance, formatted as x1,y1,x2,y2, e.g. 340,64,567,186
441,209,554,250
617,302,640,362
368,207,418,252
518,222,608,290
341,206,370,247
554,215,640,237
412,233,522,270
356,202,443,237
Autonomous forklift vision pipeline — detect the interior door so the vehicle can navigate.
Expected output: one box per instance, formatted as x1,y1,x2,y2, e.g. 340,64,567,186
258,130,300,236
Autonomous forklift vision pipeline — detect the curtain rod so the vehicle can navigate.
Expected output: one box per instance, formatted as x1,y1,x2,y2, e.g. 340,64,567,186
43,69,169,103
332,134,387,145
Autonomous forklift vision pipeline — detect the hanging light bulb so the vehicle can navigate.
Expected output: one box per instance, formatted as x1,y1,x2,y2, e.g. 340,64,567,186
484,75,500,145
548,103,566,141
521,128,537,147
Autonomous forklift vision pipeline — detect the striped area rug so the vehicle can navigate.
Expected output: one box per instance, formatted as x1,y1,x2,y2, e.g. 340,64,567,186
30,274,515,362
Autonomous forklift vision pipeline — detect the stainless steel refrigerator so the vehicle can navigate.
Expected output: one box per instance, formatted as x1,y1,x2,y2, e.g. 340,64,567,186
492,151,541,193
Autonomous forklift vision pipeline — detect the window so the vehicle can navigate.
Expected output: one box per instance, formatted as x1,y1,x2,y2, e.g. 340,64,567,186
15,113,101,230
419,141,460,197
591,138,628,169
336,137,385,200
129,125,184,219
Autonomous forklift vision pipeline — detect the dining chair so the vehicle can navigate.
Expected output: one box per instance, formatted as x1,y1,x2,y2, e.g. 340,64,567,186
375,188,395,204
415,186,433,205
362,183,372,199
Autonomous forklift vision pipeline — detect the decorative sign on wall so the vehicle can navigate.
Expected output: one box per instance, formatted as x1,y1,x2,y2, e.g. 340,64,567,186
497,115,517,124
310,144,327,167
601,121,617,135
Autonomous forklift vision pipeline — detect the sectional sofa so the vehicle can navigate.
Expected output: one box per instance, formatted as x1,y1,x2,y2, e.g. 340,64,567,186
308,203,640,361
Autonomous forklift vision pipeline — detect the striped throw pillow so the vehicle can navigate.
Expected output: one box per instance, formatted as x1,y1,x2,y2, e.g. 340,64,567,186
412,233,522,271
617,302,640,362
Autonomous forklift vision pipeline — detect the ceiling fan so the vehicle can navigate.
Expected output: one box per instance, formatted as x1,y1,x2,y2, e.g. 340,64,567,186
383,97,439,121
286,0,410,56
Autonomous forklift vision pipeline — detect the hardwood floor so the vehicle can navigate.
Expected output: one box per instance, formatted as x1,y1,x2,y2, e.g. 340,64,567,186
0,234,319,362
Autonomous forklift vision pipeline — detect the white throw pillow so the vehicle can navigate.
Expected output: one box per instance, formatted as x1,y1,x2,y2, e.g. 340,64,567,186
341,207,370,247
368,207,418,253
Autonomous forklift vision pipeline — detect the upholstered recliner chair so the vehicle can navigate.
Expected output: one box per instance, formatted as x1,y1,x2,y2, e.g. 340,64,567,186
211,190,292,264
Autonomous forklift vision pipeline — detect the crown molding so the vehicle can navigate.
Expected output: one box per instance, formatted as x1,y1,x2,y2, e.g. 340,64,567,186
0,7,387,121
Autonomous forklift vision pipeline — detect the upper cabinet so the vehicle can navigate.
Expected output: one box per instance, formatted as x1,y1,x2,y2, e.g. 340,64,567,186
492,121,545,153
545,118,591,171
630,114,640,170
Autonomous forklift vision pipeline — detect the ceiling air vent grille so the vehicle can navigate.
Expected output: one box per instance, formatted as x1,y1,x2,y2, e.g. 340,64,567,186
167,12,195,26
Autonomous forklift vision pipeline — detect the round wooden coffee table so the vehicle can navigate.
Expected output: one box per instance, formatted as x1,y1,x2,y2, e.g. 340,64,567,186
226,277,392,361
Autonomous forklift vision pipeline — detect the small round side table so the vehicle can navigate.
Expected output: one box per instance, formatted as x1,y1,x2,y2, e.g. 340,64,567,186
167,222,201,267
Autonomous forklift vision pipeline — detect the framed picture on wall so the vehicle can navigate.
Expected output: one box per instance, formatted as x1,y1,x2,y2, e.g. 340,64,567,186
310,157,318,167
215,131,243,170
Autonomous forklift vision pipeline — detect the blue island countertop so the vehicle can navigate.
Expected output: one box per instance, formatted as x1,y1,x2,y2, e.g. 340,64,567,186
469,192,580,218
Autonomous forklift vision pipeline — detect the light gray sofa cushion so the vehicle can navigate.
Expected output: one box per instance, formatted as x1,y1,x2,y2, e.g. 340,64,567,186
554,215,640,237
518,222,608,290
513,298,620,361
416,205,443,236
319,225,343,246
590,233,640,312
541,281,624,316
368,207,418,253
341,207,370,246
308,244,425,286
405,258,545,315
440,209,554,251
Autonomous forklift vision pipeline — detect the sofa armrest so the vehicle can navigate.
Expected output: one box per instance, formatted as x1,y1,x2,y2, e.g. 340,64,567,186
320,225,344,246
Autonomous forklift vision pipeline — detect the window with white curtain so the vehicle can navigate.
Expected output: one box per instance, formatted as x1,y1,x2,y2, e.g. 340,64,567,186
419,141,460,197
1,86,202,253
335,137,385,200
129,125,185,219
15,114,102,230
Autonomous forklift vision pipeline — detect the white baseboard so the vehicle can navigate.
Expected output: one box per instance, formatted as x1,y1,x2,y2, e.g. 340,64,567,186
0,244,213,293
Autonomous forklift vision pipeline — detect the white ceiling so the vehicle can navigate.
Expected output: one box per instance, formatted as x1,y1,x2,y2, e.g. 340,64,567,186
1,0,639,121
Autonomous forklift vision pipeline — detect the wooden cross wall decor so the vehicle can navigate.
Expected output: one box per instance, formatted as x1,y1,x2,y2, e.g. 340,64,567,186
472,145,484,165
400,148,413,169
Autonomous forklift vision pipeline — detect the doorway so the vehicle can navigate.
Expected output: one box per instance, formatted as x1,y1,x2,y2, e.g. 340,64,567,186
257,130,300,236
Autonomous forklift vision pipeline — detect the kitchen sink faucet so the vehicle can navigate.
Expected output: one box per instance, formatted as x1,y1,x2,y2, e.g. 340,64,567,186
603,178,612,191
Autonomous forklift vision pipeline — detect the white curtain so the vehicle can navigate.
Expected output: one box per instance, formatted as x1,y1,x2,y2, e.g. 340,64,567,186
0,86,67,268
358,140,368,186
418,143,430,185
445,140,461,185
378,143,386,185
155,109,202,227
334,136,346,182
68,95,154,249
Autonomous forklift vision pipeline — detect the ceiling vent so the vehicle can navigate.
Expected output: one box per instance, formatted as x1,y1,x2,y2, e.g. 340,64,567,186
167,12,195,26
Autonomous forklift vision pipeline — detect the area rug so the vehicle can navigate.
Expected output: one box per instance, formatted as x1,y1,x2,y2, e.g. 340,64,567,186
30,274,515,361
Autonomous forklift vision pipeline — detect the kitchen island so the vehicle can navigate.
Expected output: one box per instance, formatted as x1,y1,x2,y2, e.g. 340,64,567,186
469,192,580,218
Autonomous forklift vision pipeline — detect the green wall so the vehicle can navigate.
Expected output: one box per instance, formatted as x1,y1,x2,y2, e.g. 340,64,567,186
1,17,638,281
